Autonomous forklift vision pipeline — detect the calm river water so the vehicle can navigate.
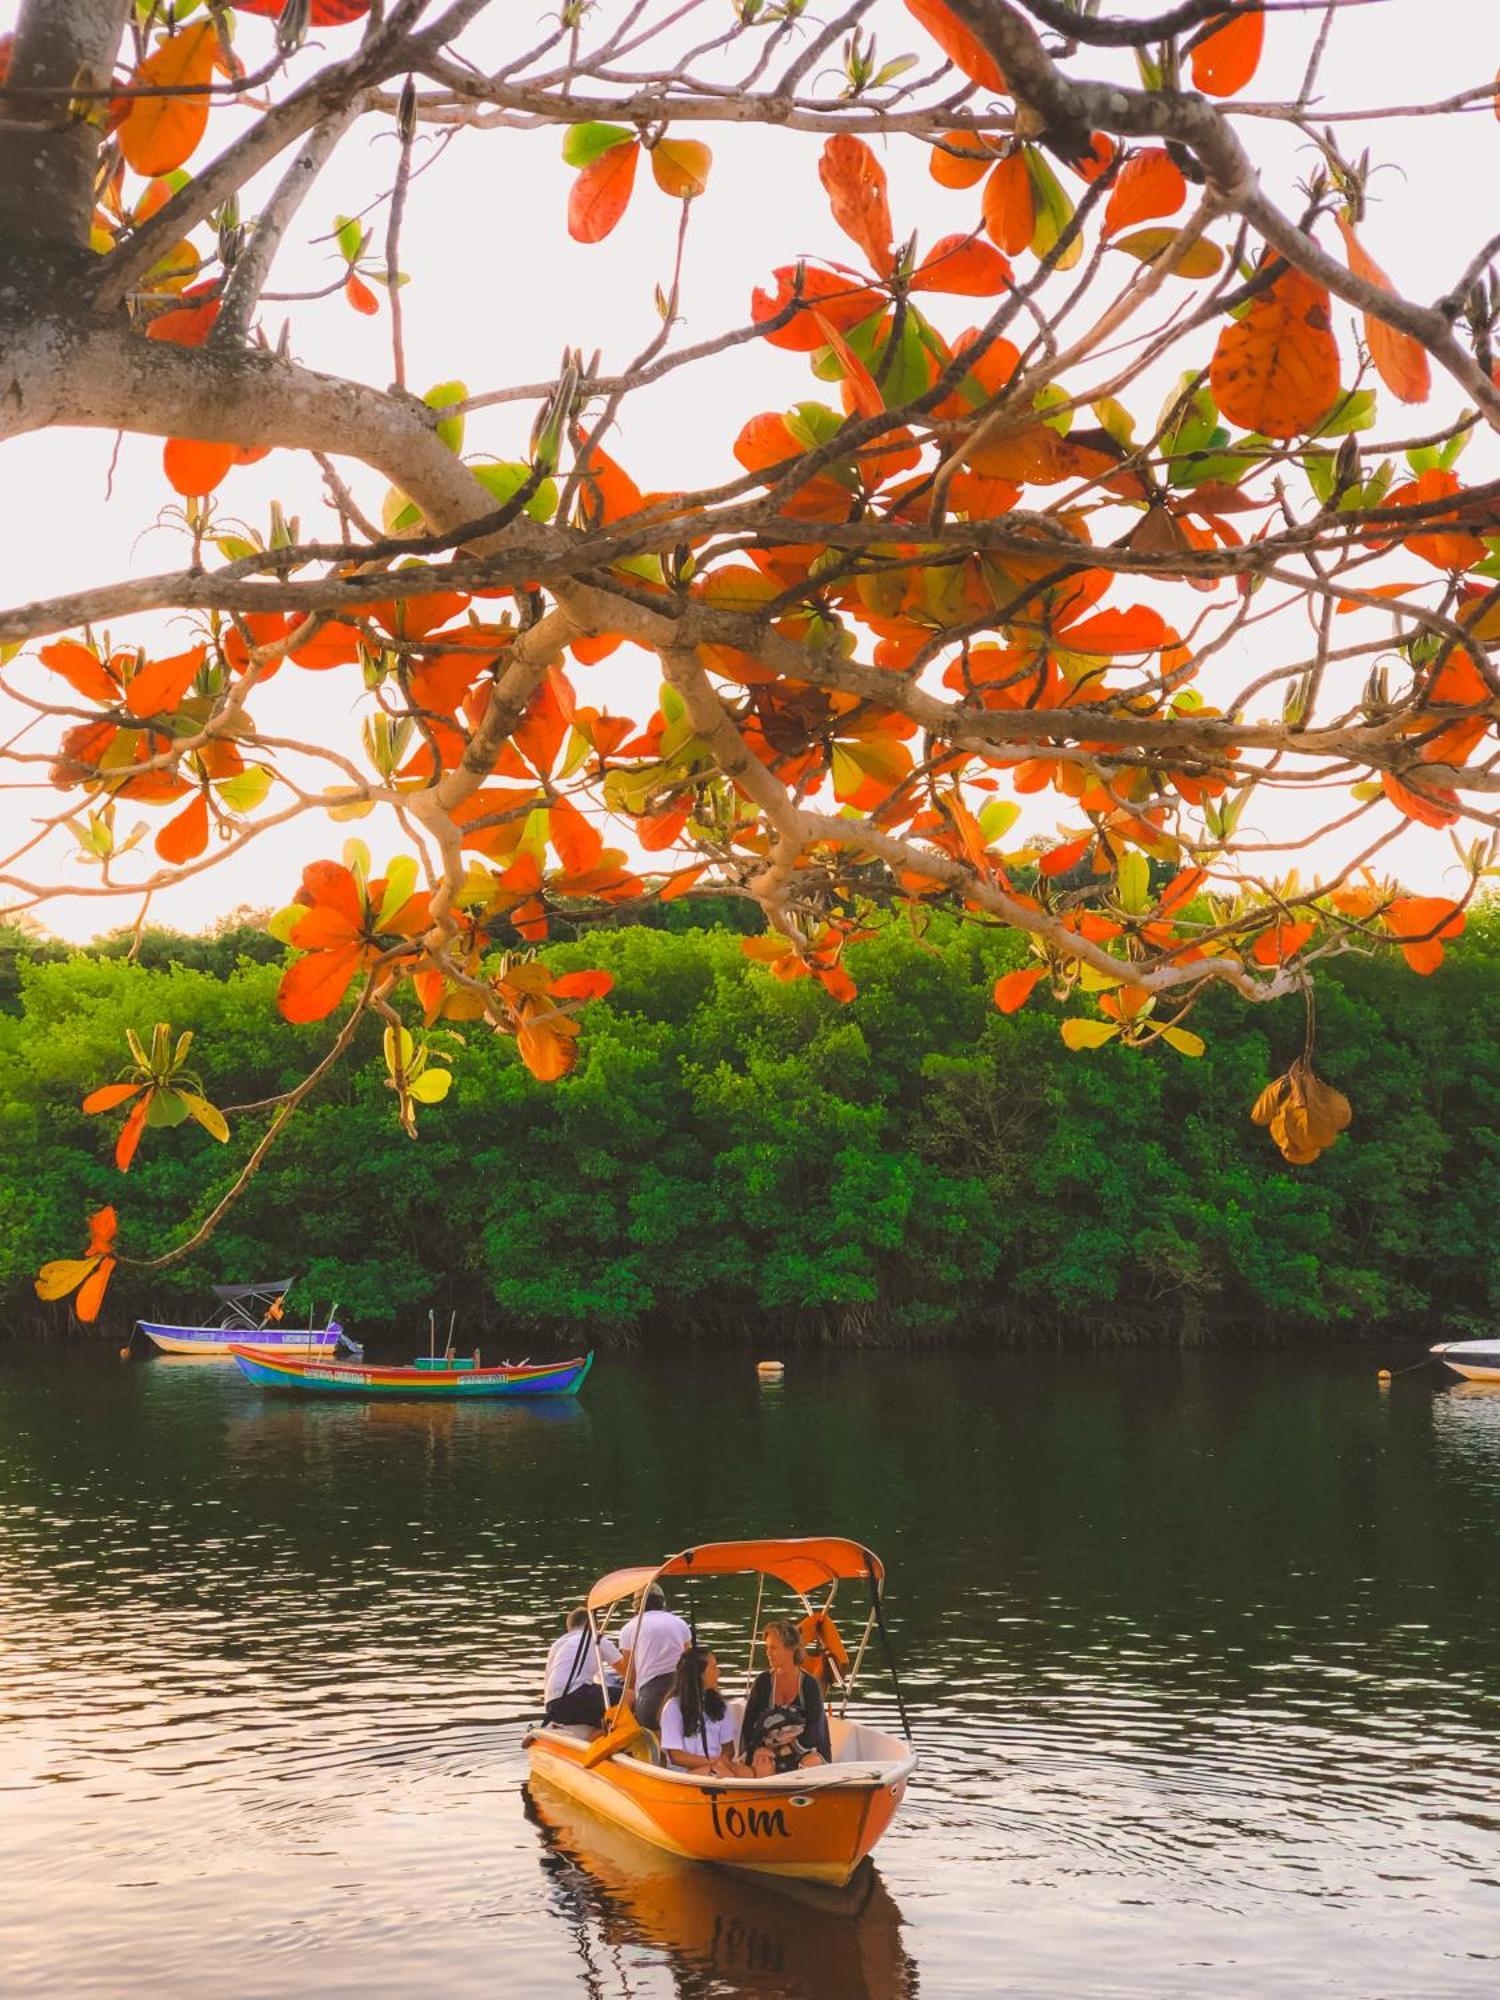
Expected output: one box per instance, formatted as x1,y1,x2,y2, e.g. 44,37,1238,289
2,1343,1498,1998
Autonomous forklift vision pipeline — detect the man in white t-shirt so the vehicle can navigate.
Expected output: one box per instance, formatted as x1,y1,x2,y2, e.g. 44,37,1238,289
542,1607,621,1729
615,1584,691,1729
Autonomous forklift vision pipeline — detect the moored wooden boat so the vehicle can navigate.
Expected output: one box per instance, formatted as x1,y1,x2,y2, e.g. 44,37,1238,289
1430,1338,1500,1382
526,1537,915,1886
138,1281,360,1359
230,1347,593,1398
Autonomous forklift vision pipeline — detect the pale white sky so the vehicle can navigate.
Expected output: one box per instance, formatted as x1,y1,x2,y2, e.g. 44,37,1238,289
1,0,1493,938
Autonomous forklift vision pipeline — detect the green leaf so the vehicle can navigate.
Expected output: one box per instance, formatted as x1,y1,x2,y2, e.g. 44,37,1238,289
267,903,304,944
215,534,259,562
978,798,1020,845
334,213,364,264
377,854,418,929
876,311,930,412
783,402,845,453
471,460,558,524
1117,851,1150,914
1025,149,1080,269
146,1089,189,1128
343,838,371,888
215,766,273,815
1311,389,1376,440
562,121,635,169
1060,1018,1120,1051
177,1091,229,1140
383,1023,415,1074
424,381,468,455
408,1067,452,1104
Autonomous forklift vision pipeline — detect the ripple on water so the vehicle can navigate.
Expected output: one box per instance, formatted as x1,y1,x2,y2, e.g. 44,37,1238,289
2,1347,1500,1997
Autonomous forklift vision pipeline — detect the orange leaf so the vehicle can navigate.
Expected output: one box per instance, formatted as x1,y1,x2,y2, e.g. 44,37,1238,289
277,942,363,1023
117,23,216,178
994,966,1045,1013
1039,835,1091,876
751,264,886,352
1189,8,1265,97
163,437,235,497
344,272,379,315
289,620,365,669
127,644,206,718
657,863,707,902
1209,272,1340,438
1333,216,1430,406
650,137,711,200
154,790,209,863
1385,895,1465,973
929,131,1001,190
818,135,894,275
1251,920,1314,966
82,1082,143,1114
982,153,1034,256
87,1206,119,1255
75,1256,117,1324
552,969,615,1002
550,794,604,874
903,0,1007,90
39,641,120,705
1103,150,1187,235
911,233,1012,296
115,1091,151,1171
568,139,639,244
300,858,365,926
517,1019,578,1082
145,290,220,346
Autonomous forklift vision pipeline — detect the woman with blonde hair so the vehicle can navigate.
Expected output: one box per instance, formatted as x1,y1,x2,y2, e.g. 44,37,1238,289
739,1617,832,1776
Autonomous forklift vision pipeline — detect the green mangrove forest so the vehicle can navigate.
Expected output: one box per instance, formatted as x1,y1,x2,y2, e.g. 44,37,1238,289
3,901,1497,1344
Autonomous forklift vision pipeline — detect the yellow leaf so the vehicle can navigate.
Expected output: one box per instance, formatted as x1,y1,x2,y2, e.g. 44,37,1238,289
35,1256,100,1303
1160,1026,1206,1058
1111,229,1224,280
1060,1018,1120,1051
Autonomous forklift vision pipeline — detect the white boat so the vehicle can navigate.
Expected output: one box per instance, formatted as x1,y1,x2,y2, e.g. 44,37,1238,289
1429,1338,1500,1383
137,1281,361,1360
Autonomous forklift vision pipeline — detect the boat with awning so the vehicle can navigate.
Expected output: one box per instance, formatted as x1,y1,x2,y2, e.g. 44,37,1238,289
138,1282,360,1359
526,1537,916,1886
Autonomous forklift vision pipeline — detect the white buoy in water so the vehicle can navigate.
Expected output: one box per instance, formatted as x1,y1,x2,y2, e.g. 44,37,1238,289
757,1360,785,1381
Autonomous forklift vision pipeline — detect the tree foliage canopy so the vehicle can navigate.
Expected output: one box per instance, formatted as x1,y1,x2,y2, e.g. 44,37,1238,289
5,911,1499,1340
3,0,1499,1313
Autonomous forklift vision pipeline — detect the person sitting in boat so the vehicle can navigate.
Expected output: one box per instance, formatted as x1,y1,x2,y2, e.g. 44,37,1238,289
740,1617,832,1776
542,1607,621,1731
614,1585,691,1731
658,1648,748,1776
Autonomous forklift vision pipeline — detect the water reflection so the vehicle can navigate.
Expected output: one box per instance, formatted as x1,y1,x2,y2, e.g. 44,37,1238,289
524,1780,918,2000
2,1344,1499,1996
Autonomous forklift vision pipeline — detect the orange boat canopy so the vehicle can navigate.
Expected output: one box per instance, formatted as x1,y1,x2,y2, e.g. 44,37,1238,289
587,1536,883,1613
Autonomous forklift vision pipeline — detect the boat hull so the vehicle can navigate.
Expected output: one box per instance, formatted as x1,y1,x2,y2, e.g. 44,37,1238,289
230,1348,593,1398
526,1719,913,1886
139,1323,355,1359
1430,1341,1500,1383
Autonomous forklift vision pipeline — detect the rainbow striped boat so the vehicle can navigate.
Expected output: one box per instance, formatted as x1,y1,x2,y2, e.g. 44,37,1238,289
229,1347,593,1399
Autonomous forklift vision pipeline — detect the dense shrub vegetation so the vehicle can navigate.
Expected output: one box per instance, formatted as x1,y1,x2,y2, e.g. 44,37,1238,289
5,908,1497,1344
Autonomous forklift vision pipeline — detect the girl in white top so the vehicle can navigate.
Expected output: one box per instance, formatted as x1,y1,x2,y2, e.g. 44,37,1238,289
658,1649,748,1775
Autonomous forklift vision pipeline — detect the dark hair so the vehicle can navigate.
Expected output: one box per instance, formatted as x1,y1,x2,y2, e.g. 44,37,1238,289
645,1584,667,1611
672,1646,724,1741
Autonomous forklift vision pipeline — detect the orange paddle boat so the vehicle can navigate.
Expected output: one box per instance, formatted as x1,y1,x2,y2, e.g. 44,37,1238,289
525,1537,915,1887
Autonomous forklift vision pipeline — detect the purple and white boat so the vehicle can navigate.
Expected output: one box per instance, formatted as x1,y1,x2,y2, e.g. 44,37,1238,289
137,1281,361,1360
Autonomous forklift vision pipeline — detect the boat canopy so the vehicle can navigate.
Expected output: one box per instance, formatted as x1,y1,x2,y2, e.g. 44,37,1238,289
587,1537,883,1613
211,1281,294,1302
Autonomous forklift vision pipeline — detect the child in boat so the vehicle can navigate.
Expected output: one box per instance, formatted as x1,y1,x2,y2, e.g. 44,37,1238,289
658,1648,747,1775
542,1607,620,1730
740,1618,832,1775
